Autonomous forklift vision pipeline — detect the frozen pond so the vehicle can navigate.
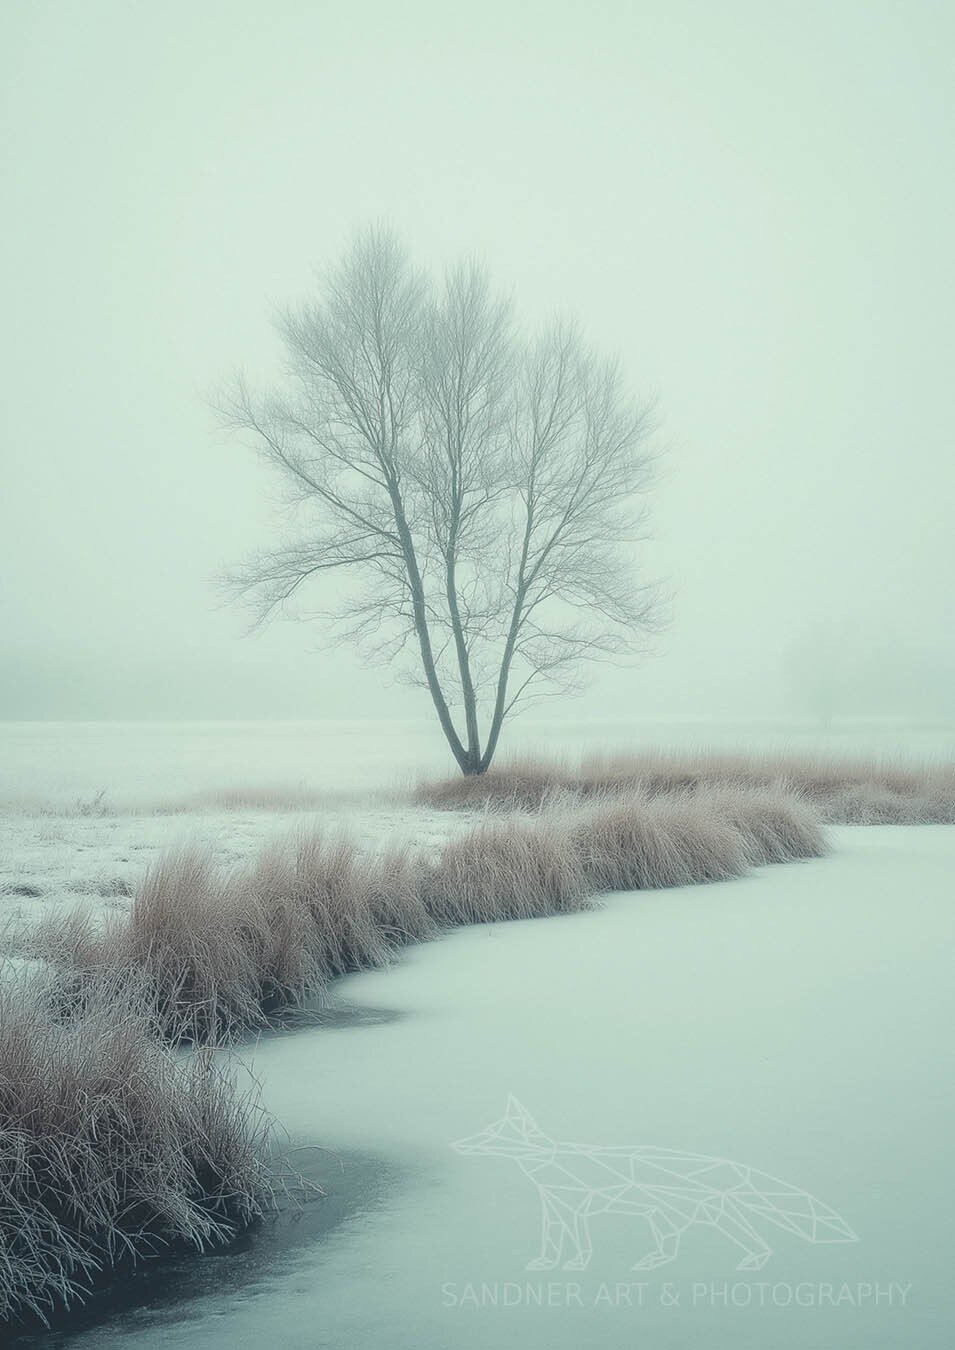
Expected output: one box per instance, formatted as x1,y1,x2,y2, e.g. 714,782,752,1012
34,823,955,1349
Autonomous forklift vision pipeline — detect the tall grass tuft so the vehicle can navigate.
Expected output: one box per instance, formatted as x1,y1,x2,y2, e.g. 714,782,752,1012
693,786,829,864
33,835,421,1042
818,784,955,825
247,832,394,983
574,793,750,891
417,750,955,822
424,817,592,925
416,760,575,812
0,967,275,1330
35,849,269,1042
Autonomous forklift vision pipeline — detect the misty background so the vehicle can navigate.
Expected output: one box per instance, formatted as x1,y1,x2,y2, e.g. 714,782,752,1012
2,0,953,726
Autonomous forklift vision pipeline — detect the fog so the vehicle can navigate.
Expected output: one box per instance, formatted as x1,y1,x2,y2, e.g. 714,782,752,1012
2,0,953,725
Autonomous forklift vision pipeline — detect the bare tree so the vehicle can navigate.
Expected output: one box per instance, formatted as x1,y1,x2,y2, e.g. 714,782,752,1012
222,228,660,775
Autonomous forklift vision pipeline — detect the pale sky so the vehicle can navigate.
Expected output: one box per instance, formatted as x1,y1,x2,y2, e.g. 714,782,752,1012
2,0,953,722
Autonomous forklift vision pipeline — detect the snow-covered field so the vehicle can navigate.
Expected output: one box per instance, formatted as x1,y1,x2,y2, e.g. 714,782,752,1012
0,804,470,948
3,720,954,1347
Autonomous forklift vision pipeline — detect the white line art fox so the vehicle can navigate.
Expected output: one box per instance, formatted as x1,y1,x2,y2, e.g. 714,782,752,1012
451,1097,858,1272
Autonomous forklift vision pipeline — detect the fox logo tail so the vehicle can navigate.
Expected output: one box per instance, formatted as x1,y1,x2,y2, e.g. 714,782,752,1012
734,1170,857,1244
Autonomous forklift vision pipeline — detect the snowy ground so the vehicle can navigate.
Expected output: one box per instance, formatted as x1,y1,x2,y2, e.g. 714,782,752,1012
3,721,953,1347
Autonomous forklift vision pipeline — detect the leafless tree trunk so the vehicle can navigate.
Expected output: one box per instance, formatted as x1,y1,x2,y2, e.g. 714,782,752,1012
221,227,660,775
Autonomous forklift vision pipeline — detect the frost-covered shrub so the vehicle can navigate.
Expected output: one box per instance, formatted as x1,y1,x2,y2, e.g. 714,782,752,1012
0,969,275,1329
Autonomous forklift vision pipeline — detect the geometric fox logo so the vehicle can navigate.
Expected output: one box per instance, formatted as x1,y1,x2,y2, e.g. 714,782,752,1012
451,1097,858,1272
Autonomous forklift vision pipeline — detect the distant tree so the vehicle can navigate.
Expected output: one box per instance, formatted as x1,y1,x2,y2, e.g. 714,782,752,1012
222,228,661,775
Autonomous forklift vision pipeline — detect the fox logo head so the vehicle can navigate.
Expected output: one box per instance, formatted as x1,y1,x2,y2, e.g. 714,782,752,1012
451,1096,552,1157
